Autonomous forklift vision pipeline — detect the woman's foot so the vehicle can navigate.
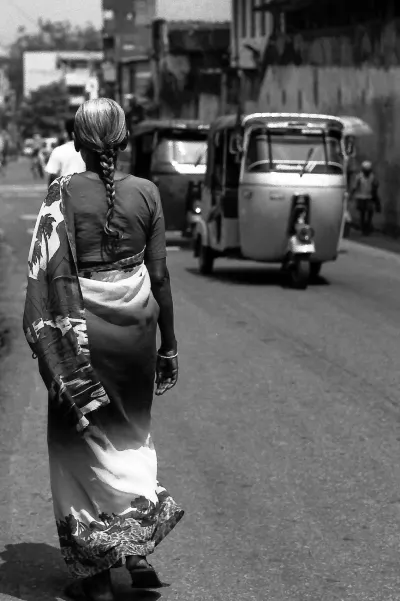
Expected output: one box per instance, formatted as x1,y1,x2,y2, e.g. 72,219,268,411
125,555,163,588
65,569,115,601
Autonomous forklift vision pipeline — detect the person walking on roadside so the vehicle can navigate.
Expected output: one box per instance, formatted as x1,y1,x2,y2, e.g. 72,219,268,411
23,98,182,601
351,160,381,235
0,130,9,176
45,118,86,186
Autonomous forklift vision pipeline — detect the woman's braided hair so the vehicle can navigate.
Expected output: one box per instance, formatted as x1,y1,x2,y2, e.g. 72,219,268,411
99,147,118,238
74,98,128,239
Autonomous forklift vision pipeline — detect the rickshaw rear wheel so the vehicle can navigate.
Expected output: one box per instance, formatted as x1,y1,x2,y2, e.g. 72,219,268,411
198,238,214,275
310,262,322,279
290,259,310,290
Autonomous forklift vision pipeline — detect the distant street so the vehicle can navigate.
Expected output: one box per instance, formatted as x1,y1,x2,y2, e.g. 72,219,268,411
2,159,400,601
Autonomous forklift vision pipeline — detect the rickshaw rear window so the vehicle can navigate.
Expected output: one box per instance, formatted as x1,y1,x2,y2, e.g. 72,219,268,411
245,129,343,175
157,138,207,165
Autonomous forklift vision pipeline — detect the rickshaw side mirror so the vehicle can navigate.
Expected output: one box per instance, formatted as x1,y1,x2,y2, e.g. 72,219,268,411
151,132,159,151
344,135,355,156
229,133,243,156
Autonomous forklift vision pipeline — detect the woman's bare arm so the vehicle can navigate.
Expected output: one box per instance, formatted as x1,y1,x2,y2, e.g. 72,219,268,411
146,258,177,353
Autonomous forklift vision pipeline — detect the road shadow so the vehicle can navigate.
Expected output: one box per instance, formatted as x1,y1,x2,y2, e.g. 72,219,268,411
0,543,162,601
186,266,330,288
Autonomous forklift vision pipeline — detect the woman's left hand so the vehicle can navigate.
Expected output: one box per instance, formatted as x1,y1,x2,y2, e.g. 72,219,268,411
155,351,178,396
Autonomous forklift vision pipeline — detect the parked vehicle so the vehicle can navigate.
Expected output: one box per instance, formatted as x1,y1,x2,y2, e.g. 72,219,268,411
22,138,35,157
130,120,209,234
193,112,370,289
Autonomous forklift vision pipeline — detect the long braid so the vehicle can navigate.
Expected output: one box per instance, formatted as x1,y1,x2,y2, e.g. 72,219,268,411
74,99,129,240
99,148,122,239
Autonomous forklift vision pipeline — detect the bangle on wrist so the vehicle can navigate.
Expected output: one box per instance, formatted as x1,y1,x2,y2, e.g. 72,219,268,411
157,351,178,359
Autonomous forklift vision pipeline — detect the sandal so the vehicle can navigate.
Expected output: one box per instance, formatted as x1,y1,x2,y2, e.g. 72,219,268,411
127,558,164,589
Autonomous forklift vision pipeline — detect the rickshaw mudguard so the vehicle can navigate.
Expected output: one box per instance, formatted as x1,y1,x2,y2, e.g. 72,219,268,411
194,217,209,246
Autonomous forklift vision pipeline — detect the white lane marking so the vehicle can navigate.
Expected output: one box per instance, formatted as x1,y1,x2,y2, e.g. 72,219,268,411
20,214,38,221
0,185,46,191
167,246,181,252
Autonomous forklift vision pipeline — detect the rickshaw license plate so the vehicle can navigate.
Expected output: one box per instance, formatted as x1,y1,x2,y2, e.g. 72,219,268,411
270,193,284,201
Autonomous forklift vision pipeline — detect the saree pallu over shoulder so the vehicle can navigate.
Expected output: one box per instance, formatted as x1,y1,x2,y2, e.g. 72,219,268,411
23,176,110,432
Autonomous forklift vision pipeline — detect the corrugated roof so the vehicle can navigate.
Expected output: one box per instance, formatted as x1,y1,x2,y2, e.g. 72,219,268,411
255,0,317,12
24,50,103,60
167,20,231,30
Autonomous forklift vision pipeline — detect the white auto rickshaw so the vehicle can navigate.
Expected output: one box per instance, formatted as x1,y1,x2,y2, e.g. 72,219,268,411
193,112,372,289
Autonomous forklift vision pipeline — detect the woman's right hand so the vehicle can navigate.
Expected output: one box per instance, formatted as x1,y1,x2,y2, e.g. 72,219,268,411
155,349,178,396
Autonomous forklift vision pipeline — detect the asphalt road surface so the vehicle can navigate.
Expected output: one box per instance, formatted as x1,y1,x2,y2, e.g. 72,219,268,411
1,160,400,601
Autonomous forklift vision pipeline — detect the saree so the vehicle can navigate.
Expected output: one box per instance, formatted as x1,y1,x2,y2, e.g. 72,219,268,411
23,176,183,578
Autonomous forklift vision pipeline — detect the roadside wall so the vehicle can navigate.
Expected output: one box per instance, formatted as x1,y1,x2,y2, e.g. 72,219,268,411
256,21,400,234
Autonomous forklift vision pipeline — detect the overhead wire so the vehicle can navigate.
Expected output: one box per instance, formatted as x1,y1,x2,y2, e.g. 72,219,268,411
6,0,38,28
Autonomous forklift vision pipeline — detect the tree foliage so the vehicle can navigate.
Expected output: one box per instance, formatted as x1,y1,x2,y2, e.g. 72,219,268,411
9,19,102,100
17,81,70,138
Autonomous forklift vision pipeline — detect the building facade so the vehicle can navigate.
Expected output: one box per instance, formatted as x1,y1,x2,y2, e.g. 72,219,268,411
243,0,400,234
231,0,272,70
0,47,10,110
152,20,231,120
102,0,155,106
23,51,103,114
102,0,231,113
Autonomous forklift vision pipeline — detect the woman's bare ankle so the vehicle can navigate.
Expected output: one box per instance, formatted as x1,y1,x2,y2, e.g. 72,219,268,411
125,555,147,571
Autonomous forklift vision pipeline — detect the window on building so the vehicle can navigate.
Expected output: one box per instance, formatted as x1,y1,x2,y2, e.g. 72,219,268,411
241,0,247,37
260,8,266,36
68,85,85,96
135,0,148,25
103,36,115,50
250,0,256,38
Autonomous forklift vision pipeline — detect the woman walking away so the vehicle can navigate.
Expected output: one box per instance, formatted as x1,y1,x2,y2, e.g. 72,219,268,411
23,98,183,601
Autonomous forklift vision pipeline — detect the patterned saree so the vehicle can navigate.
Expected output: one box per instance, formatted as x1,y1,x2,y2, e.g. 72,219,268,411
23,177,183,578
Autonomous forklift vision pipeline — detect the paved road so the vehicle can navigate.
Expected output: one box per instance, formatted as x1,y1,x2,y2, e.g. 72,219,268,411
1,160,400,601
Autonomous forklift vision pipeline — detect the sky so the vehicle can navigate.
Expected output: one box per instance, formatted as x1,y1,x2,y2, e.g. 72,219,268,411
1,0,102,45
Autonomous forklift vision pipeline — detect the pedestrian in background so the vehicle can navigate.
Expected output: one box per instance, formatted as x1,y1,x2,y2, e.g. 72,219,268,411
23,98,182,601
351,160,381,235
45,118,86,186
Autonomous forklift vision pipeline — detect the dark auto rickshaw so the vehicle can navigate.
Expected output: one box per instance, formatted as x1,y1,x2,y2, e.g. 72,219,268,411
130,120,209,235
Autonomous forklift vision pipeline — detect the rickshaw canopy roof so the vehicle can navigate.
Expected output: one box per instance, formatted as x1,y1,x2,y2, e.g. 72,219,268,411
338,116,373,138
131,119,210,138
209,112,352,136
